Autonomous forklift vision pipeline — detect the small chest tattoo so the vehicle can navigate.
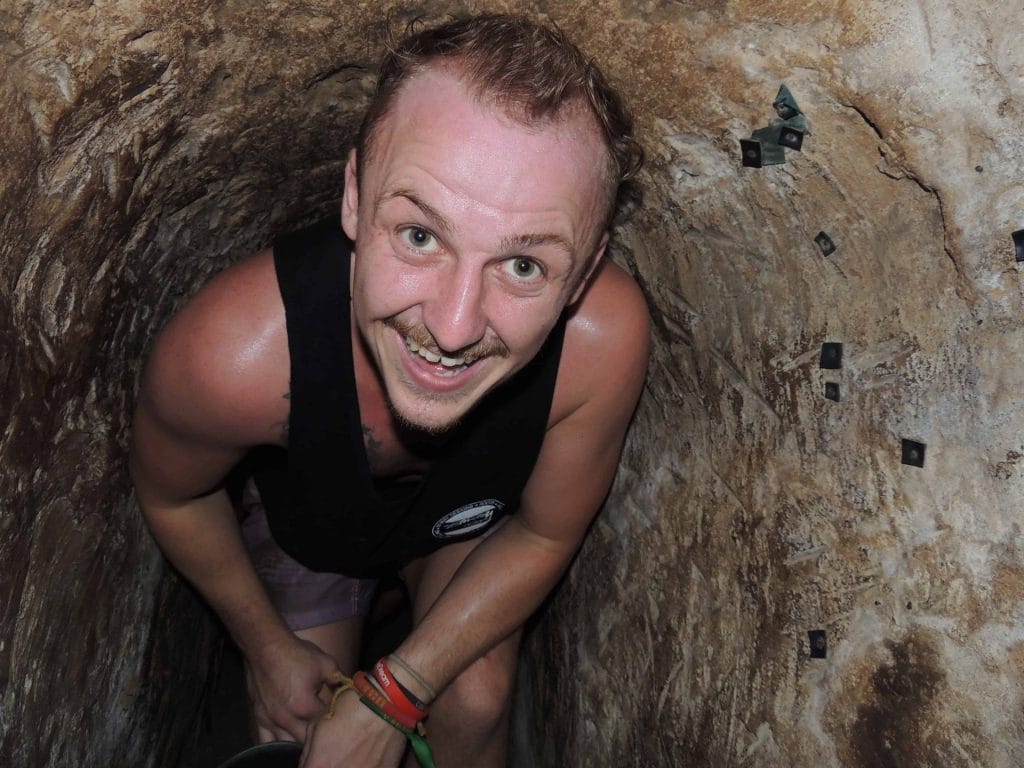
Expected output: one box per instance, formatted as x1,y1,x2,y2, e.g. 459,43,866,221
362,424,384,472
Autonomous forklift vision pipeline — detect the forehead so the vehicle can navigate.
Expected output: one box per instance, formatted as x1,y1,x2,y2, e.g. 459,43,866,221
362,67,610,245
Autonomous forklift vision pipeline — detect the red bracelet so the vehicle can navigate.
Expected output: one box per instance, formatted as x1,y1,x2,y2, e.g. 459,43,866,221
374,658,428,722
352,671,422,730
382,658,429,710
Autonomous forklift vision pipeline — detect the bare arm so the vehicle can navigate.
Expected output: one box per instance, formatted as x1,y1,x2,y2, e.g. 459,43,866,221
396,262,650,688
301,260,650,768
130,250,338,739
129,389,293,663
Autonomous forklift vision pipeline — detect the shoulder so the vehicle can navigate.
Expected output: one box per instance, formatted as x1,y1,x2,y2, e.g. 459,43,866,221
139,247,291,448
514,258,648,535
550,258,650,426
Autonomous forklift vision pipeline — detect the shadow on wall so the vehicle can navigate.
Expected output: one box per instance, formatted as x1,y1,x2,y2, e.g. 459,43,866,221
0,2,410,765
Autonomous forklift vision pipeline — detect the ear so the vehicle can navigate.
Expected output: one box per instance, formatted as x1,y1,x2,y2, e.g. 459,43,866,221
568,231,609,305
341,148,359,241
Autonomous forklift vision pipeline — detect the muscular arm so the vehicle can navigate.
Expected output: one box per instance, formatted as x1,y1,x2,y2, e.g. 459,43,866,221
130,251,338,739
130,389,293,663
398,259,650,694
300,261,649,767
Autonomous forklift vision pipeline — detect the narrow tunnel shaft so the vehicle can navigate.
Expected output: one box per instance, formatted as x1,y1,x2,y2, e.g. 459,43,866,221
3,2,1024,767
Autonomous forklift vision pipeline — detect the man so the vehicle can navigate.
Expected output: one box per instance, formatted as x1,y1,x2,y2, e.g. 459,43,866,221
130,13,648,768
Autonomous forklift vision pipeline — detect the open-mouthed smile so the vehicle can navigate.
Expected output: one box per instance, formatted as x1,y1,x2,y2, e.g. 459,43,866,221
404,336,471,377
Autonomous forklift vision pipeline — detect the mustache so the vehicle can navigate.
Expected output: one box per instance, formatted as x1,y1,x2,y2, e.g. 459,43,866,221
386,318,509,362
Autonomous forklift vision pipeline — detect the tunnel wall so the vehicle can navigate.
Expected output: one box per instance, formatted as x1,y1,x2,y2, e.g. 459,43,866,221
2,1,1023,767
517,2,1024,767
1,1,378,764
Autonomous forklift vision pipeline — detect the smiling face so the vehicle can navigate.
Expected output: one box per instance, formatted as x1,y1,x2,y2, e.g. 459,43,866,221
342,65,611,434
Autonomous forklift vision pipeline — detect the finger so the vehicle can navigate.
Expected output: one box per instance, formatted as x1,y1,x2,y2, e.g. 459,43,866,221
272,726,297,743
285,723,307,744
253,705,273,735
257,724,274,744
271,709,309,744
261,700,308,741
316,685,333,708
322,662,344,683
298,719,323,768
291,693,327,722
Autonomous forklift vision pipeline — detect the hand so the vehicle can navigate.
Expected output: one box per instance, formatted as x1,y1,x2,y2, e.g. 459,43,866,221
299,687,408,768
244,635,341,742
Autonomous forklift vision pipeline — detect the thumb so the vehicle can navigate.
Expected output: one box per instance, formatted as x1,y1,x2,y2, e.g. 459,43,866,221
319,652,343,680
318,666,351,714
319,657,347,701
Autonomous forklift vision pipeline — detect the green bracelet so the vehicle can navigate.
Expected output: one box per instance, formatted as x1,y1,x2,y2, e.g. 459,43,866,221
358,694,437,768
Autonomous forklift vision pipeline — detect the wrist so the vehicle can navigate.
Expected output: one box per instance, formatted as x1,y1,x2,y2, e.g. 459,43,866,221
354,671,425,730
241,623,301,667
386,652,438,705
348,671,438,767
373,658,429,721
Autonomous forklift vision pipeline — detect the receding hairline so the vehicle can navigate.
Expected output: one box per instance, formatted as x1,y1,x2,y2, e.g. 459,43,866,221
357,60,620,218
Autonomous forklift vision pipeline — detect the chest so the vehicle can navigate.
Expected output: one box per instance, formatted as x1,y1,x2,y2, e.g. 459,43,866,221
354,363,433,481
360,418,431,480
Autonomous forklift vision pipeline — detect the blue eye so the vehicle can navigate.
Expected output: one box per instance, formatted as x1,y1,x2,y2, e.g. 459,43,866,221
401,227,437,251
506,257,541,280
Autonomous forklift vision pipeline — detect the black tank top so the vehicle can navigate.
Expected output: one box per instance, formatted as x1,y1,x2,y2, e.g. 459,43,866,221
251,217,567,578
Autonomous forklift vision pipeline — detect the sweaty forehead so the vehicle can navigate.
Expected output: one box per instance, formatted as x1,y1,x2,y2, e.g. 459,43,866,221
362,68,611,240
365,67,611,190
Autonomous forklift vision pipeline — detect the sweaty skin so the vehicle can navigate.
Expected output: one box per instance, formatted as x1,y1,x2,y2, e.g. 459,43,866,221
346,67,612,437
130,64,649,768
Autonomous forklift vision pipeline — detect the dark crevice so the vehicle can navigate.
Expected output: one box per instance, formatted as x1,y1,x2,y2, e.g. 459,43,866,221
857,102,980,309
842,102,884,141
127,29,157,45
897,168,979,307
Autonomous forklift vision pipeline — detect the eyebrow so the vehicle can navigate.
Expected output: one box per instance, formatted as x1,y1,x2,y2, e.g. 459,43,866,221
380,189,454,237
380,188,576,261
498,232,575,262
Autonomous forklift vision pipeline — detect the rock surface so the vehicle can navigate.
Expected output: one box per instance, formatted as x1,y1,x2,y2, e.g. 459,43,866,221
519,2,1024,767
2,1,1022,767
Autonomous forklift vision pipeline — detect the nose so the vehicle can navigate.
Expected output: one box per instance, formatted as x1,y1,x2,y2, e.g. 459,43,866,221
422,261,487,353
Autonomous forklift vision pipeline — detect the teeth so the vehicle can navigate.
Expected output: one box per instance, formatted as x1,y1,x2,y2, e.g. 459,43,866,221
405,337,467,368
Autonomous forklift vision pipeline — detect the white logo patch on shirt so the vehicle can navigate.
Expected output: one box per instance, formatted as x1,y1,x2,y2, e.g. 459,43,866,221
432,499,504,540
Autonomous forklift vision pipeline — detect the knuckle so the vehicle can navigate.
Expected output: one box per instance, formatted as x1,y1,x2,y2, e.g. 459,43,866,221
268,705,290,726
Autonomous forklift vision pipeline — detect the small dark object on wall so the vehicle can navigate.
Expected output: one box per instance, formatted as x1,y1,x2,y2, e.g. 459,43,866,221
779,125,804,151
741,139,764,168
742,85,808,168
750,125,787,165
815,231,837,256
901,439,926,468
824,382,840,402
773,84,801,120
808,629,827,659
820,342,843,369
1013,229,1024,263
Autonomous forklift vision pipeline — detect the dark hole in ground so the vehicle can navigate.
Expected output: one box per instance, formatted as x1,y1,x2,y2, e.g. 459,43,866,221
177,579,413,768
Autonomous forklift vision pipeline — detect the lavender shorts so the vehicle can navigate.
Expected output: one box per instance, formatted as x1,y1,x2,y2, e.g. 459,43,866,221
239,479,378,631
